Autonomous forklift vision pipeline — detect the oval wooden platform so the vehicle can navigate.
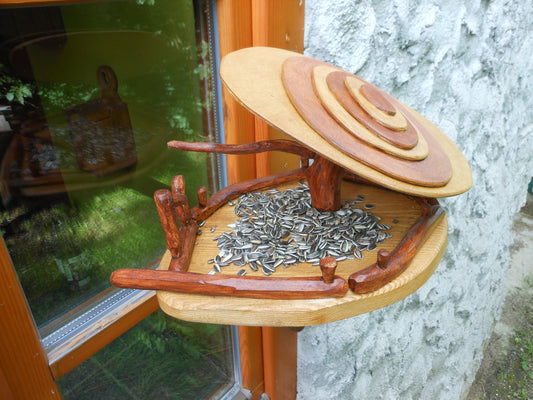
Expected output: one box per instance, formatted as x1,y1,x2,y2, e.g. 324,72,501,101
157,180,448,327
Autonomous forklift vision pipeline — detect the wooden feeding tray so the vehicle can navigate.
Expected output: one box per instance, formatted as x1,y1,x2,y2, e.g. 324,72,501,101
110,47,471,326
156,179,448,327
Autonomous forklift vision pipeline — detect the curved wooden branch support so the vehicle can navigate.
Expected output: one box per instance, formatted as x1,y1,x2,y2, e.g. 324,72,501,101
110,269,348,299
348,199,445,294
192,168,307,221
167,139,315,160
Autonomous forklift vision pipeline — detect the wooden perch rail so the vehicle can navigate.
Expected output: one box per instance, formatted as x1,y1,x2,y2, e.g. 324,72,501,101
349,199,444,293
168,140,348,211
111,269,348,300
111,170,355,299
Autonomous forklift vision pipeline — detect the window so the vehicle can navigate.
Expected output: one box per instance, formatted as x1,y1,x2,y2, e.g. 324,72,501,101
0,0,240,398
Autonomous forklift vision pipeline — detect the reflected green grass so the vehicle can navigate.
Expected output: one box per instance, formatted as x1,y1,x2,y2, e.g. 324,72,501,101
1,150,208,326
57,311,235,400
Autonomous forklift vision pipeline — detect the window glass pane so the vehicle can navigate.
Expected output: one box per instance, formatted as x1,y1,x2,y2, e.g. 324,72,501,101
0,1,238,398
0,0,218,327
57,310,236,400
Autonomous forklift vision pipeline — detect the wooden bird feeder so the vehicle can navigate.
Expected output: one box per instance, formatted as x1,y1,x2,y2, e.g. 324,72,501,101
111,47,471,327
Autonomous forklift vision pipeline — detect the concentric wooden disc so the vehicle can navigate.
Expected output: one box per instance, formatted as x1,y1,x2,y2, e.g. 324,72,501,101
282,56,452,187
312,65,429,161
329,72,416,147
219,47,472,198
346,77,408,132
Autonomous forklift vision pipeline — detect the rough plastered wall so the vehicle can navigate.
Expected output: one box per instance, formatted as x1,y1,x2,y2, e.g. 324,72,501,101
298,1,533,399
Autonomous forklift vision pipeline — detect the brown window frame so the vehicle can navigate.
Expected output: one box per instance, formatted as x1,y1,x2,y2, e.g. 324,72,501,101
0,1,305,399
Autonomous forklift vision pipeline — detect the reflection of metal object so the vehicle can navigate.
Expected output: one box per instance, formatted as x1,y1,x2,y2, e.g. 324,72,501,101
111,48,472,306
63,65,137,177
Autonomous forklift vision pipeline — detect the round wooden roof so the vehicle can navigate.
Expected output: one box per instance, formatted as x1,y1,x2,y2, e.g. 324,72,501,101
220,47,472,198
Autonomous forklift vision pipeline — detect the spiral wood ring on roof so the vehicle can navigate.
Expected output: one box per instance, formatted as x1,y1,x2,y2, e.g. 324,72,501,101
312,65,429,161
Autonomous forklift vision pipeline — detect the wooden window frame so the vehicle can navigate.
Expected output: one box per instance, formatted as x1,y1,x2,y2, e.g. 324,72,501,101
217,2,304,399
0,1,304,399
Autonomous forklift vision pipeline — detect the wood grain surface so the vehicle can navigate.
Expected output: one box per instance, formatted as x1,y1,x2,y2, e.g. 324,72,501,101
359,82,397,116
111,269,348,299
156,179,448,326
219,47,472,197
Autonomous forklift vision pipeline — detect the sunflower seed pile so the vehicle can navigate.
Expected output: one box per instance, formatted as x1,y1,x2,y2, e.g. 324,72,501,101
210,182,392,276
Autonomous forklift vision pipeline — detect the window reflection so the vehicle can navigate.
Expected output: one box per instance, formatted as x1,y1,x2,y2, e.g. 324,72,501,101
0,1,217,327
57,310,237,400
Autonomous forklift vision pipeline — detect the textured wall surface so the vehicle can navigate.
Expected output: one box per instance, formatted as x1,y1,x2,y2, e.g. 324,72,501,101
299,1,533,399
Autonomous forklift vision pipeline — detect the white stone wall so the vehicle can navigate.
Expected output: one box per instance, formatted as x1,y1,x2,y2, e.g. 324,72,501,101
298,1,533,399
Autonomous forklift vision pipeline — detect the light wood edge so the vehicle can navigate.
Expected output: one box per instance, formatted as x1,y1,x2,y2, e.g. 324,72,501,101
346,75,408,131
219,47,472,198
313,65,429,161
156,215,447,327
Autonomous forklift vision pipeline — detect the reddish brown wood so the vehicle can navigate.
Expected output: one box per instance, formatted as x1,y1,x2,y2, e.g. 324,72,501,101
0,241,61,399
197,186,207,208
110,269,348,299
173,193,192,225
172,175,192,224
168,139,315,160
168,139,353,211
359,83,396,116
154,190,181,259
319,257,337,284
343,171,380,187
328,71,415,141
261,327,297,400
348,200,444,294
282,56,452,187
238,325,265,399
168,222,198,272
192,168,307,222
114,178,446,297
376,249,391,269
305,155,345,211
174,174,186,194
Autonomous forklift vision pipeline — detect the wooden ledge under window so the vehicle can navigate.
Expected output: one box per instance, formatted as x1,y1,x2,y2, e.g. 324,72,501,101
156,180,448,327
